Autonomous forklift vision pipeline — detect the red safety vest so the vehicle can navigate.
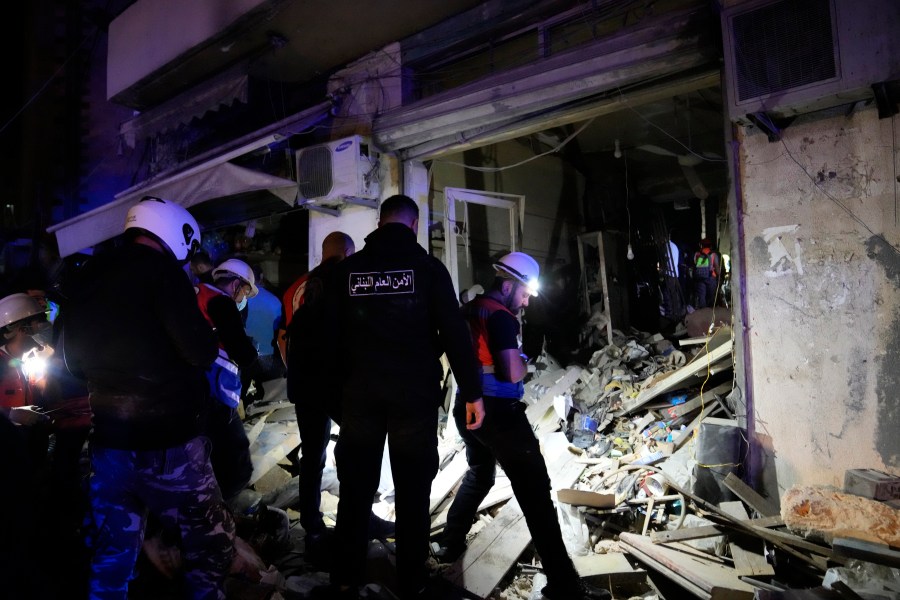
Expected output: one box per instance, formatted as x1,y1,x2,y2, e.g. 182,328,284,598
196,283,228,350
281,273,309,330
463,296,516,368
0,347,31,409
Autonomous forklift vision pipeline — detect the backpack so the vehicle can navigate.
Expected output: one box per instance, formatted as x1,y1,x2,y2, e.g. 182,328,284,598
693,250,717,280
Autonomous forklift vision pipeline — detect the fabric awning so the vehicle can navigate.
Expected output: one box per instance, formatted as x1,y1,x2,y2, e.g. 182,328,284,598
48,162,297,257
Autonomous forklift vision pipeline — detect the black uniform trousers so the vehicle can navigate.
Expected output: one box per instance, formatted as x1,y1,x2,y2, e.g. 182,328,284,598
333,379,439,597
446,395,580,588
294,397,332,535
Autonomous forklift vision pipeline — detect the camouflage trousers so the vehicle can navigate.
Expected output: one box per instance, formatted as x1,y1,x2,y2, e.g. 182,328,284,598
87,436,235,600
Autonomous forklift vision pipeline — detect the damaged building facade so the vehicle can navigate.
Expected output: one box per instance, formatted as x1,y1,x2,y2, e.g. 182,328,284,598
37,0,900,593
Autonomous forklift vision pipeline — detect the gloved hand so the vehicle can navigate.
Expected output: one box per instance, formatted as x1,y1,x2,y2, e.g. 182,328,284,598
8,405,50,426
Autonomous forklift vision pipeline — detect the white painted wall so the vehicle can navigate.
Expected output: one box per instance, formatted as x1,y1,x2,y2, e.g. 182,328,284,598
739,106,900,497
107,0,266,99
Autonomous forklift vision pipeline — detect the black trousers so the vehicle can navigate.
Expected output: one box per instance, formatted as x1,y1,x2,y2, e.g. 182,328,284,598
446,395,579,588
294,398,332,535
204,400,252,501
333,380,439,597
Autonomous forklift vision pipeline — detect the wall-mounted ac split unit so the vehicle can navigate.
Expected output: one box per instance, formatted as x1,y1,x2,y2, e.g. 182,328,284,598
721,0,900,125
295,135,380,208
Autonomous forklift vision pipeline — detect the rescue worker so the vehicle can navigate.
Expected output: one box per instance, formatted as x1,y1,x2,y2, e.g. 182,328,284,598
691,238,720,309
0,293,55,599
284,232,355,553
0,293,52,413
63,196,235,600
277,231,355,365
196,257,259,500
324,195,484,599
438,252,610,600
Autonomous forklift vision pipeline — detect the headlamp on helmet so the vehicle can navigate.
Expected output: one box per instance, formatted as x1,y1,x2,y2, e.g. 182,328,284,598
494,252,541,296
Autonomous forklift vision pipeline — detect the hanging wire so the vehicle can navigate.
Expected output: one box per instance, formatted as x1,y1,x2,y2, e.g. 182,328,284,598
0,30,96,137
435,117,596,172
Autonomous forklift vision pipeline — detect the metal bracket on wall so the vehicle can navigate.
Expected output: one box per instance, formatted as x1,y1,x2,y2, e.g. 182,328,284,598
303,196,378,217
746,112,795,143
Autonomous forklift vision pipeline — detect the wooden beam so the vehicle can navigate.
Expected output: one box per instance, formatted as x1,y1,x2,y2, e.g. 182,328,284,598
429,451,469,514
447,497,532,598
650,515,783,544
723,473,780,517
619,533,755,599
832,537,900,569
664,479,829,570
665,382,733,419
752,527,838,561
446,437,584,597
621,331,733,414
718,501,775,577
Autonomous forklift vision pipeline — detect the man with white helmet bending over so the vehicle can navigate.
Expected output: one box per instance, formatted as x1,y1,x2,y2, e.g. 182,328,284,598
438,252,610,600
195,258,260,500
64,196,235,600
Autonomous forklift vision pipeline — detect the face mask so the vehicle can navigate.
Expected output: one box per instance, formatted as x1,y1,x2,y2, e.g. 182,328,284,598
236,297,248,312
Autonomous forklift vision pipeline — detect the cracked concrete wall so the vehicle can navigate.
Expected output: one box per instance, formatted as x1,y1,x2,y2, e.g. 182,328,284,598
739,105,900,499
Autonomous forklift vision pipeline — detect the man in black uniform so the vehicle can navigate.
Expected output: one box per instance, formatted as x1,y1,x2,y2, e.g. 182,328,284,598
64,197,235,600
326,195,484,599
438,252,610,600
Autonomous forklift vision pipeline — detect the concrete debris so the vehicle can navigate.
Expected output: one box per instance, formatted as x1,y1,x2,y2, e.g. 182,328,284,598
781,485,900,547
122,324,898,600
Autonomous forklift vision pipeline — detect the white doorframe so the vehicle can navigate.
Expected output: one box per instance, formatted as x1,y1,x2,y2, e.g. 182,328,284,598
443,187,525,294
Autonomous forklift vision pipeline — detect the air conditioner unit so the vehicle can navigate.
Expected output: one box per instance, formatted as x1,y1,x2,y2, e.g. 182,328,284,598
721,0,900,125
295,135,380,208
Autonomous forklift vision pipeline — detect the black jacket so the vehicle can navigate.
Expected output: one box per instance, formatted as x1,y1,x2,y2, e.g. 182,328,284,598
285,256,341,407
63,243,217,450
328,223,482,403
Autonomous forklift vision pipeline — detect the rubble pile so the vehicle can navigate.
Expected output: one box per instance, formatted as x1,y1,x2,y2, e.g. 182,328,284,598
134,328,900,599
427,324,900,600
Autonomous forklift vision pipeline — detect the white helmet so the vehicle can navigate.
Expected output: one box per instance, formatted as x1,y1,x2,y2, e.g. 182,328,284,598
494,252,540,296
212,259,259,298
0,293,45,330
125,196,201,262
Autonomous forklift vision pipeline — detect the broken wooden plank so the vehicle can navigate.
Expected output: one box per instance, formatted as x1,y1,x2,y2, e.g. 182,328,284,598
620,532,755,599
557,489,615,508
719,501,775,577
832,537,900,569
447,497,532,598
622,329,733,414
665,382,733,419
665,478,829,571
249,421,300,485
431,476,514,532
448,435,583,598
429,451,468,514
752,527,837,561
672,400,722,450
723,472,780,517
650,515,783,544
524,366,583,437
573,552,646,584
245,414,269,447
